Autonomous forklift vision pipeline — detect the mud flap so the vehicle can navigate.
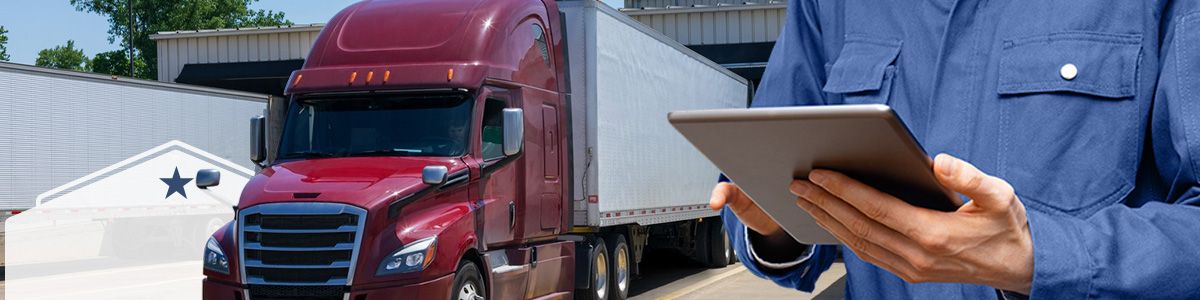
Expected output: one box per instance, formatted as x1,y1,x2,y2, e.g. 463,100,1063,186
574,236,596,290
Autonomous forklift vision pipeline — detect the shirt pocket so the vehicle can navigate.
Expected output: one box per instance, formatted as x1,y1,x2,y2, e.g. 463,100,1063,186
996,31,1142,216
823,36,902,105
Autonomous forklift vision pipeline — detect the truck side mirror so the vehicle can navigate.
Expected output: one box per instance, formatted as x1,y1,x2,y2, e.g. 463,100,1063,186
502,108,524,156
422,165,449,185
250,115,266,164
196,169,221,189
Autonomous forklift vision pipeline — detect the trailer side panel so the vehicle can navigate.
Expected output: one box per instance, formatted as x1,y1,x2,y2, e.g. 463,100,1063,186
0,62,267,210
562,2,747,227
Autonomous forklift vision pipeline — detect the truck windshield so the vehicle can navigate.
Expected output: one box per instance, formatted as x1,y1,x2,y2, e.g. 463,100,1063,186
277,93,474,160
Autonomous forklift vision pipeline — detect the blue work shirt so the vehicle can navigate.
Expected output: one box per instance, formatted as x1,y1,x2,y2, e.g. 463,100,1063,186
722,0,1200,299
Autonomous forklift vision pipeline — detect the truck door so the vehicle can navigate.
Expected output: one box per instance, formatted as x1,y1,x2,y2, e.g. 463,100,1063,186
539,104,562,231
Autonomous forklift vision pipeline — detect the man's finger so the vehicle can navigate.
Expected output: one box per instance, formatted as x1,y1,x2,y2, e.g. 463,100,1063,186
792,180,929,264
805,171,939,240
710,183,733,211
933,154,1013,211
795,197,925,282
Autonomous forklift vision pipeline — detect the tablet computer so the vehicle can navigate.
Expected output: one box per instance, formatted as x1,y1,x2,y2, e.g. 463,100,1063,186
668,104,961,244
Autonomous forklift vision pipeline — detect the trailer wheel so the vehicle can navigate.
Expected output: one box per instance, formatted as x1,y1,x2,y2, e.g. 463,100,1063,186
577,238,609,300
605,234,631,300
704,220,731,268
452,260,486,300
724,231,734,262
722,224,735,265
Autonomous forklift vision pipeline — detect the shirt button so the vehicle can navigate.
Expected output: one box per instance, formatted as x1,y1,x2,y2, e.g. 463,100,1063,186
1060,63,1078,80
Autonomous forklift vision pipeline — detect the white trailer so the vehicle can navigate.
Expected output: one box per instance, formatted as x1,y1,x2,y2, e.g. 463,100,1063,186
0,62,268,212
562,0,748,228
556,2,749,294
0,62,267,277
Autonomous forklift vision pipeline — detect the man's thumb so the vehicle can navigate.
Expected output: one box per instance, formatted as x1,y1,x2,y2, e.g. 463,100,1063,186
934,154,1013,210
710,182,734,211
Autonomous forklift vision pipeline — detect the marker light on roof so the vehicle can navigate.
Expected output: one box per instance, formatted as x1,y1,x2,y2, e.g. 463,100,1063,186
448,69,454,81
366,71,375,84
349,71,359,85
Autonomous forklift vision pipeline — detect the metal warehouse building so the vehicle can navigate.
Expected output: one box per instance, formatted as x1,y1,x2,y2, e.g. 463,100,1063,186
151,24,322,95
622,0,786,84
151,1,785,96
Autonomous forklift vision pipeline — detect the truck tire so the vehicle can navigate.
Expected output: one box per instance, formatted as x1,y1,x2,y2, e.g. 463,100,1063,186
452,260,486,300
704,220,731,268
604,234,631,300
577,238,610,300
723,223,735,265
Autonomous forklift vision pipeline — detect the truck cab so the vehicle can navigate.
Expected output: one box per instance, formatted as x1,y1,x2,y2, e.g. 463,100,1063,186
202,0,574,299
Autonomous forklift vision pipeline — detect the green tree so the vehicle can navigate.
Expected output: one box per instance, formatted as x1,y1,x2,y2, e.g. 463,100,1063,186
35,40,90,72
91,50,149,78
70,0,291,79
0,26,10,61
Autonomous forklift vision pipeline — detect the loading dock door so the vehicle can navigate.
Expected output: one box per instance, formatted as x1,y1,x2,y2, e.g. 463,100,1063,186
173,60,304,96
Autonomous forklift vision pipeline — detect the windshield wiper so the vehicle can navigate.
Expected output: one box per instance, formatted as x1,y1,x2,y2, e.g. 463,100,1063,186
348,149,424,157
280,151,338,159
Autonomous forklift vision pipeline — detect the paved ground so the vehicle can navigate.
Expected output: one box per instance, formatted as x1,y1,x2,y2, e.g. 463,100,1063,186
629,250,845,300
3,259,199,300
0,235,845,300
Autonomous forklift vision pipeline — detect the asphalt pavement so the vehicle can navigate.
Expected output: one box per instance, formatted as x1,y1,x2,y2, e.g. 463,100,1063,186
0,235,845,300
629,250,845,300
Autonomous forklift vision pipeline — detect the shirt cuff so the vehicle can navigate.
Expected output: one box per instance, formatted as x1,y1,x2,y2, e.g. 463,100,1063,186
999,290,1030,300
744,226,814,269
1025,207,1094,299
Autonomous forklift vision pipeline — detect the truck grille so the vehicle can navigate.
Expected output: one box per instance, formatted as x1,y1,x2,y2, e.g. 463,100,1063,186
247,284,346,300
239,202,366,293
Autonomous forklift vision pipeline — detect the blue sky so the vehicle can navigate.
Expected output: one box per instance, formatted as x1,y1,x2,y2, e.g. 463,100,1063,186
0,0,622,65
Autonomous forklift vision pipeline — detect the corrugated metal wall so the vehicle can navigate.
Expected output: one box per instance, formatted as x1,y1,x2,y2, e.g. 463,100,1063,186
0,64,267,209
626,4,786,45
154,27,321,82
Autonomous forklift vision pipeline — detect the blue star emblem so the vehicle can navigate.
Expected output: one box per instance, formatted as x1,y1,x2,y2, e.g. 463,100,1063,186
160,167,193,199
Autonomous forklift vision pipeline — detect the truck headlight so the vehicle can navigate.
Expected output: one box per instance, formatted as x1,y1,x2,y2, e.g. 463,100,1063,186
204,237,230,274
377,237,437,275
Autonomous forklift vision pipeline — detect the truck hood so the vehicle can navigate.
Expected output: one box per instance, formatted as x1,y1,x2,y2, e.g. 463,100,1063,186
238,157,468,212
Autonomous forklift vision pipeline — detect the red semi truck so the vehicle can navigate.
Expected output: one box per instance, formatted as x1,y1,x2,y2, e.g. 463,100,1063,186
201,1,749,299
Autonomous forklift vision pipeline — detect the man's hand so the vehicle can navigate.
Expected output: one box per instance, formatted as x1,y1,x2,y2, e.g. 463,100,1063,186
791,154,1034,293
710,182,797,249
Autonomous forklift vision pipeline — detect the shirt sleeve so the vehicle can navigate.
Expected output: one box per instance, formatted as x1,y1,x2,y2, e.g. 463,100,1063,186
748,0,831,108
744,225,814,269
723,207,838,292
1023,9,1200,299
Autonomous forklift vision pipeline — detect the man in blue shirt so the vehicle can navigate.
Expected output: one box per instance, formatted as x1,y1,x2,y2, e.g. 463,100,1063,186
710,0,1200,299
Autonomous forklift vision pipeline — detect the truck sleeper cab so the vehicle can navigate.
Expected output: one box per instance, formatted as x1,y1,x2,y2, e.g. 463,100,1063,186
202,1,748,299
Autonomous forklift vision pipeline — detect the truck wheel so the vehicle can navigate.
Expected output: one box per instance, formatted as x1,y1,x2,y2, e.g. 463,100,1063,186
605,234,631,300
724,231,734,262
452,260,486,300
724,236,734,265
722,224,735,265
704,220,731,268
578,238,609,300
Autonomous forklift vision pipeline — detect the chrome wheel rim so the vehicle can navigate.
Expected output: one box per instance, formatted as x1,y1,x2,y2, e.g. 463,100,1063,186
458,280,482,300
596,250,609,299
723,230,732,263
616,246,630,294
